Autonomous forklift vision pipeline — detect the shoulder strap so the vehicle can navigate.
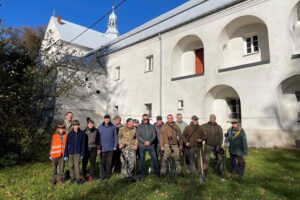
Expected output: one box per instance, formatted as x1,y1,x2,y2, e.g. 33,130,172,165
232,130,241,139
166,123,180,135
187,125,200,143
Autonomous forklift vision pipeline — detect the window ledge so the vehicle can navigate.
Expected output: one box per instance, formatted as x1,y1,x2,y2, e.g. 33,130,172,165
243,51,259,57
218,59,270,73
171,73,204,81
292,54,300,59
144,70,153,73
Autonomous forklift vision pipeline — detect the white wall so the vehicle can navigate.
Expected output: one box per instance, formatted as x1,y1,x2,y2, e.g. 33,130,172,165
86,0,300,147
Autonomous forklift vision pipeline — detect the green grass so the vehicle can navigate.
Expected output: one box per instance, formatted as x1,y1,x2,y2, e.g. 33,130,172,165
0,148,299,200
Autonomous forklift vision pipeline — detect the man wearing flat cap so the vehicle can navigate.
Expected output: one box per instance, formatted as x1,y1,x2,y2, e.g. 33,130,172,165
225,118,248,178
180,115,206,174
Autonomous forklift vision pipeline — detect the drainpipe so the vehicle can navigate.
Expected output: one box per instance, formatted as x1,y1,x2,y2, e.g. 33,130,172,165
159,33,163,116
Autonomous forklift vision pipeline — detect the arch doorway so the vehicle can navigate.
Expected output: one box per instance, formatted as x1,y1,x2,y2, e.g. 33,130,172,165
205,85,242,126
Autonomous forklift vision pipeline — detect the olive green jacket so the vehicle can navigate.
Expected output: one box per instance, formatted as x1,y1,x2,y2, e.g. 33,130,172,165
201,122,223,147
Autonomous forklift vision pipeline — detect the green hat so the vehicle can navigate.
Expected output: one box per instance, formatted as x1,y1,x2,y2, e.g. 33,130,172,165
191,115,198,120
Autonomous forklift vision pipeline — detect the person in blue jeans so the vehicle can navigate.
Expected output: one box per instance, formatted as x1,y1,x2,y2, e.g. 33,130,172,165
136,114,159,178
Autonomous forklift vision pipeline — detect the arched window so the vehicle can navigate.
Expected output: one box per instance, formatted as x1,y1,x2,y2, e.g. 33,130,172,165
219,15,270,69
171,35,204,78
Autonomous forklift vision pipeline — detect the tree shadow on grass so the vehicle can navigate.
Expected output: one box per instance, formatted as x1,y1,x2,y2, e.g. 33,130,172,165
64,175,208,200
63,155,208,200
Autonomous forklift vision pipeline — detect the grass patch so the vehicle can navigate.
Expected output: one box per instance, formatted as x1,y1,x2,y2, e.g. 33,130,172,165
0,148,299,200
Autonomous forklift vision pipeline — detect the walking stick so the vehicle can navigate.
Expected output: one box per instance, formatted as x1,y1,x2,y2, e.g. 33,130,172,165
198,140,205,184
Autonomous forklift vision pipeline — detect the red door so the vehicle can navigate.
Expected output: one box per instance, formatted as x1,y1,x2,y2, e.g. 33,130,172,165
195,48,204,74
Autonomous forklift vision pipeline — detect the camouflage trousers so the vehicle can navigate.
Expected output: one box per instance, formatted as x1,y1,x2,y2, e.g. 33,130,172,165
120,147,136,178
161,145,182,175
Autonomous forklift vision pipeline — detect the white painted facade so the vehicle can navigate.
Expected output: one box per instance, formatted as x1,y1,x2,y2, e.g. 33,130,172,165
44,0,300,147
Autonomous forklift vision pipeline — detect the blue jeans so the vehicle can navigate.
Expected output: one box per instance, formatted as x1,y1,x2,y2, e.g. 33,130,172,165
139,145,159,177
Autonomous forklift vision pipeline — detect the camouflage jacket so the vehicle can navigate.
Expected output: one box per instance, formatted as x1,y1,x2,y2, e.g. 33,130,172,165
119,126,137,148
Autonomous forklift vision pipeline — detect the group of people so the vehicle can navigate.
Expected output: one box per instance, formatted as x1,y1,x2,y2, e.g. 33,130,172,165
49,112,248,185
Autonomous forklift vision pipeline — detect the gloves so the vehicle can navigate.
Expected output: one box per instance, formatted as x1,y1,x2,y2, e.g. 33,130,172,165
64,157,68,161
80,156,83,160
49,156,53,161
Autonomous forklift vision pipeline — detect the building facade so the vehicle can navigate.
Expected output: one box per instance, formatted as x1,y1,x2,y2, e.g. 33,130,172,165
45,0,300,147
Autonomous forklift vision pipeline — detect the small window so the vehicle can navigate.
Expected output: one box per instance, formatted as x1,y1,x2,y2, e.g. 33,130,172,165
145,55,154,72
115,66,120,81
145,103,152,118
244,34,259,55
113,106,119,116
178,100,184,110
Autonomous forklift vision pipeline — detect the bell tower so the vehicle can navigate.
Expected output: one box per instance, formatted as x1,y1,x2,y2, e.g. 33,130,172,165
105,6,119,39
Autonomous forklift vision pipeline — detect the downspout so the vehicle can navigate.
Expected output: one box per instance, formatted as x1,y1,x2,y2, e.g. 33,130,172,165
159,33,163,116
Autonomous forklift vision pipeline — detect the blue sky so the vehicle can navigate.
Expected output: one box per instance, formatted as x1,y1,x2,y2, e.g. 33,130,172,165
1,0,188,34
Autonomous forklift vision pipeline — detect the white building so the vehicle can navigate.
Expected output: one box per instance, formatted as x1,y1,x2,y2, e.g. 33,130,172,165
44,0,300,147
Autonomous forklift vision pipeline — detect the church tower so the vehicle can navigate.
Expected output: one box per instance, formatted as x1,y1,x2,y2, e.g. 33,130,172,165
106,6,119,40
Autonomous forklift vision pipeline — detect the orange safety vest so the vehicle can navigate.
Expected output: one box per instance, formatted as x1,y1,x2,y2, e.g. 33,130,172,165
50,132,68,159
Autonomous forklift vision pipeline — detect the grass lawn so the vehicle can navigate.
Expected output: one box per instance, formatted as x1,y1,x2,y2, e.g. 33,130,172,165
0,148,299,200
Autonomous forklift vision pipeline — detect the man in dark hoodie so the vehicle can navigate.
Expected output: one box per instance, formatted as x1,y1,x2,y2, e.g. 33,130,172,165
82,119,99,182
64,120,85,184
201,114,223,177
98,115,118,180
137,114,159,178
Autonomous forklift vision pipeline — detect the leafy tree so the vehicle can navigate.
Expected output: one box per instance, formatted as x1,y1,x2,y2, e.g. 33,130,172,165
0,26,104,167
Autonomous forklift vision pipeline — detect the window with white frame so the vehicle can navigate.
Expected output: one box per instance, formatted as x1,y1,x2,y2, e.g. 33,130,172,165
115,66,120,80
145,103,152,118
145,55,154,72
178,100,184,110
244,34,259,55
